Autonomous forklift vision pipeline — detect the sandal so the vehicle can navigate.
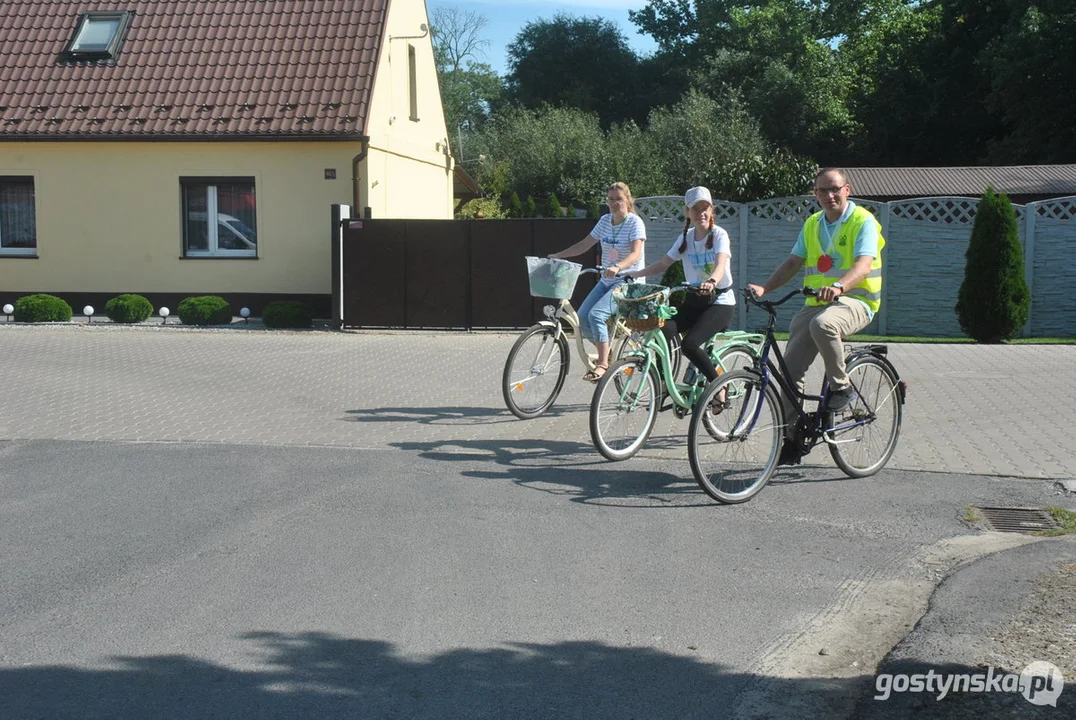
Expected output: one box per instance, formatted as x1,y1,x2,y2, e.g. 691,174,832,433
583,364,608,383
710,389,729,415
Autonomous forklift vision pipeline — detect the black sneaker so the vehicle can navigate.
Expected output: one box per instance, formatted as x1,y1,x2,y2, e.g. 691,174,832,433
825,386,856,411
777,440,802,466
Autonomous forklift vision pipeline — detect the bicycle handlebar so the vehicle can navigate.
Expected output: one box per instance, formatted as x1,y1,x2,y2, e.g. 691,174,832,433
743,286,815,314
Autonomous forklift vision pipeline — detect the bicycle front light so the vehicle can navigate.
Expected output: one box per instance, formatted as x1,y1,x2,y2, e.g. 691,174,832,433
543,305,557,319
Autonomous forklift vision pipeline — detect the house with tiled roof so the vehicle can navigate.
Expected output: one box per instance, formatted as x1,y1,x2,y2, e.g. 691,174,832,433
0,0,454,315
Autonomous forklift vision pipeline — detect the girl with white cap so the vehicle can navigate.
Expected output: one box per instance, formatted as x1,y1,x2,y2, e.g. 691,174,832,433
628,186,736,386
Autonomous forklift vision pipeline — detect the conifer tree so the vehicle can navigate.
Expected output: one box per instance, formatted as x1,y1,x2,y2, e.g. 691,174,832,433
955,187,1030,342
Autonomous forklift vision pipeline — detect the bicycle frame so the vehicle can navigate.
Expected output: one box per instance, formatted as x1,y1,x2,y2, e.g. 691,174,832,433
734,289,901,447
618,324,762,414
539,298,633,372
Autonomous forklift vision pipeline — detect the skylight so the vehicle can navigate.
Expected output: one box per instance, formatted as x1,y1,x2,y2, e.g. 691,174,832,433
63,11,133,61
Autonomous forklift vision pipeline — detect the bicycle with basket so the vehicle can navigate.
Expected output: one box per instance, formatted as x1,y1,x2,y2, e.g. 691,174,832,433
502,256,642,420
588,280,763,461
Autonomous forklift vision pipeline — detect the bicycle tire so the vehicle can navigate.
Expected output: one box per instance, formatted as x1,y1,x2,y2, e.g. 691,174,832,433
701,345,759,440
590,357,661,461
828,355,902,478
502,324,569,420
688,370,782,504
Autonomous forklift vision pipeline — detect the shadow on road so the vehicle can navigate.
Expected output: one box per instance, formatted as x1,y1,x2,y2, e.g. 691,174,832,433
343,404,589,426
0,631,866,719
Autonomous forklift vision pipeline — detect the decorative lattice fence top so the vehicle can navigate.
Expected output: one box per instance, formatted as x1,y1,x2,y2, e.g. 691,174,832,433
635,196,739,223
1032,196,1076,220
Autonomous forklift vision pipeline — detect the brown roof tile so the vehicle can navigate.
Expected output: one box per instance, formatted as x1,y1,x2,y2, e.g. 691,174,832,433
0,0,386,139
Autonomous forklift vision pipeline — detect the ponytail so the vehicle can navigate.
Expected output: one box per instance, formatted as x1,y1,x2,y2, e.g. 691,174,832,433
677,217,716,253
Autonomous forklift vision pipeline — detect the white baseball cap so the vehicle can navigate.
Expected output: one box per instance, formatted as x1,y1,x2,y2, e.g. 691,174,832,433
684,186,713,208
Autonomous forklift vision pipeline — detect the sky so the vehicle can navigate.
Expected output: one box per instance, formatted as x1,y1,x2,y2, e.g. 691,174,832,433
426,0,660,77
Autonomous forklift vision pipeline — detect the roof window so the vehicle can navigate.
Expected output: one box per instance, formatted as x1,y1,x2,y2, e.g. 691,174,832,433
63,11,133,61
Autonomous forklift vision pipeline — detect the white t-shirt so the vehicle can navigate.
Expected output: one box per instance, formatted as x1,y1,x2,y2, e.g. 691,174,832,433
665,225,735,306
591,212,646,286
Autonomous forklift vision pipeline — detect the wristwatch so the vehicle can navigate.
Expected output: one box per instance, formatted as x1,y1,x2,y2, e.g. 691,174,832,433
832,282,844,293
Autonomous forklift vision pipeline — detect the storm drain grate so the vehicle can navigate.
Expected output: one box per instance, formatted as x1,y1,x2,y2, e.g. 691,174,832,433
975,506,1060,534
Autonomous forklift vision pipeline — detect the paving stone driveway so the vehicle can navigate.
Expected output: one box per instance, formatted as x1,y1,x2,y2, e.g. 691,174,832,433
0,326,1073,480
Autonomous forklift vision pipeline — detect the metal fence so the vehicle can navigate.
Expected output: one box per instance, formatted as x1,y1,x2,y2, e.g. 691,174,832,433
333,195,1076,336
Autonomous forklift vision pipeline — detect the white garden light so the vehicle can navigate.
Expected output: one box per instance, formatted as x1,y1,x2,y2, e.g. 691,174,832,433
83,305,95,323
159,306,170,324
240,307,251,324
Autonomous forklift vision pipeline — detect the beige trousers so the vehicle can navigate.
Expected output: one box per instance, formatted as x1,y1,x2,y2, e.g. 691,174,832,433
781,298,872,431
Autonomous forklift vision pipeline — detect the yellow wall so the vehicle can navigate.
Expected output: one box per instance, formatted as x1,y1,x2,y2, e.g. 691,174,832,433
0,142,360,294
364,0,455,218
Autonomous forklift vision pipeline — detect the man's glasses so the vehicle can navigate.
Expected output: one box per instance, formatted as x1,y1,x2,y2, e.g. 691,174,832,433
815,185,848,196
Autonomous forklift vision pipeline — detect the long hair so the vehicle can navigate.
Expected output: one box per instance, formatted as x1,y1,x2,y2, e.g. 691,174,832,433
678,213,715,254
607,181,635,214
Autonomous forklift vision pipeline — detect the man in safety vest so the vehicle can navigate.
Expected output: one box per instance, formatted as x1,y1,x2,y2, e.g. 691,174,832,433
747,167,885,465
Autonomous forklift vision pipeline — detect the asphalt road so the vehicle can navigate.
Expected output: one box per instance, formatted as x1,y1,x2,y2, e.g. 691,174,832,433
0,326,1072,718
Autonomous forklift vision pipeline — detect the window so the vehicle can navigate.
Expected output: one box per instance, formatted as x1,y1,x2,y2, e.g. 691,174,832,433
63,11,134,61
181,179,257,257
408,44,419,122
0,178,36,256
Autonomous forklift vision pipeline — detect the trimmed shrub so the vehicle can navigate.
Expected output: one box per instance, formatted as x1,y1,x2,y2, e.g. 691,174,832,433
587,199,600,219
262,300,314,329
13,294,73,323
547,193,563,218
955,187,1031,343
660,260,687,308
104,293,154,323
507,191,523,218
177,295,232,326
524,195,538,218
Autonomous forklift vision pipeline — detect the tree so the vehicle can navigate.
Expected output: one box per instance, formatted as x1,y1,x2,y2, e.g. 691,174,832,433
547,193,563,218
983,0,1076,163
505,14,641,128
524,195,538,218
955,187,1030,343
430,7,504,157
643,89,769,193
470,105,611,205
507,191,523,218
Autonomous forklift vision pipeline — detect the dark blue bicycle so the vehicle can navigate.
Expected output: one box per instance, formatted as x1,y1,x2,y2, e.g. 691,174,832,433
686,287,907,504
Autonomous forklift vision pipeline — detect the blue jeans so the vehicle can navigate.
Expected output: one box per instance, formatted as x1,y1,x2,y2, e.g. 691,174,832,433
577,280,621,343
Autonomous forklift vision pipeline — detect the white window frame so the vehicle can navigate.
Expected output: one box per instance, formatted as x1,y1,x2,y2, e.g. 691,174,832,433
181,179,257,258
0,177,37,257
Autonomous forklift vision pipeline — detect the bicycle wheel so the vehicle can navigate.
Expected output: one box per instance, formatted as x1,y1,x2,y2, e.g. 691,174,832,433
590,357,661,461
828,355,902,478
502,324,569,419
688,370,782,504
700,345,758,439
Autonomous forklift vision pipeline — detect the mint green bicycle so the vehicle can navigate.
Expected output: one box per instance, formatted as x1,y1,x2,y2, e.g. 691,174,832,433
589,282,763,461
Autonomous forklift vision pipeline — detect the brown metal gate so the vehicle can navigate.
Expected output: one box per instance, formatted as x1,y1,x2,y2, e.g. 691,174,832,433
335,218,598,329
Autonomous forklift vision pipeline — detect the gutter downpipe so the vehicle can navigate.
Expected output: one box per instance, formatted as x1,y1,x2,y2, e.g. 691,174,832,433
352,138,369,218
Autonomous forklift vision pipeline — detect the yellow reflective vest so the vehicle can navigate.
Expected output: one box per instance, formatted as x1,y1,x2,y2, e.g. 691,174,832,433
803,206,884,313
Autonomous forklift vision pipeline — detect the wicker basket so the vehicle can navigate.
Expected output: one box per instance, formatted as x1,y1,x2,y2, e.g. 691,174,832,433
613,283,671,332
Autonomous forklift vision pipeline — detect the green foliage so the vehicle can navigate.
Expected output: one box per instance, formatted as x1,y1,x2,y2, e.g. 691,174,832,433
177,296,232,326
644,89,769,193
660,260,687,307
507,191,523,218
471,105,609,204
262,300,314,329
955,187,1030,343
715,149,818,202
586,199,600,219
104,293,154,323
547,193,563,218
524,195,538,218
506,14,640,128
456,198,507,219
13,293,72,323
